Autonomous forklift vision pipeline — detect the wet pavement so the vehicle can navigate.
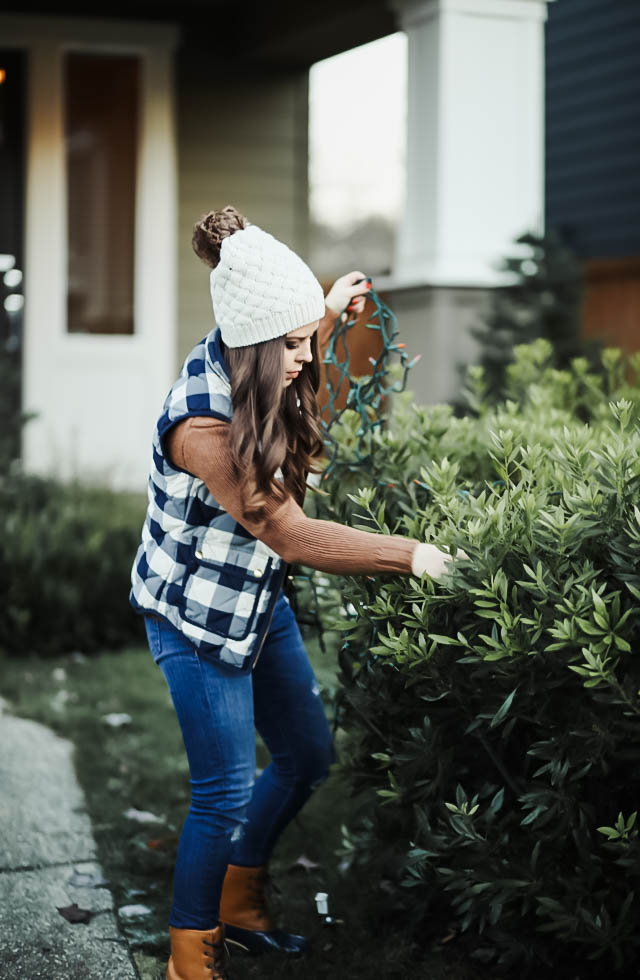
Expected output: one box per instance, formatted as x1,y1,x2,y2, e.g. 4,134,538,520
0,705,139,979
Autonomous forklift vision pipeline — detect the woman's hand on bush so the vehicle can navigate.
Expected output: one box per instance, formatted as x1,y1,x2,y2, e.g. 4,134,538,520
325,271,371,321
411,542,469,580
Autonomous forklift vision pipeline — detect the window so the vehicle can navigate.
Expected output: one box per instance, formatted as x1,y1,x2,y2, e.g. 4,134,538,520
308,34,407,280
64,53,138,334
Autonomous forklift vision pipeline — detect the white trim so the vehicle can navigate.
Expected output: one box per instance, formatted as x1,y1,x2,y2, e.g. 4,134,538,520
375,237,537,291
391,0,549,290
1,14,180,489
374,268,519,292
393,0,551,29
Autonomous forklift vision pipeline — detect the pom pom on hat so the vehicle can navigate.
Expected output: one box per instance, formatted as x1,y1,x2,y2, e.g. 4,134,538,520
208,224,325,348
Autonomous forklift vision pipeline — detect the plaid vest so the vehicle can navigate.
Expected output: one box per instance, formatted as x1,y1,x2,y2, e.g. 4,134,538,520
130,328,286,670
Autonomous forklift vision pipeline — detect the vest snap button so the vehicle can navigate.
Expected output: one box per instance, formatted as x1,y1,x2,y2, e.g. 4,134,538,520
195,549,203,559
253,566,264,578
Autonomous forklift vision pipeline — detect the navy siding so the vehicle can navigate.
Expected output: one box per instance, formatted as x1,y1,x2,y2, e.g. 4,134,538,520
545,0,640,259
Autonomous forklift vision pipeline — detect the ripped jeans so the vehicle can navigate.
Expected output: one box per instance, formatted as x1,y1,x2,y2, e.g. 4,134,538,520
144,592,334,930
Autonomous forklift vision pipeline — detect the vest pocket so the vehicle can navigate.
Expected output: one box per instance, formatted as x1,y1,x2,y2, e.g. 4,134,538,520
181,540,273,642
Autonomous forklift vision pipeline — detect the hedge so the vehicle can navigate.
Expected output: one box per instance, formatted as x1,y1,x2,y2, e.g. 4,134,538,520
0,474,145,656
311,341,640,975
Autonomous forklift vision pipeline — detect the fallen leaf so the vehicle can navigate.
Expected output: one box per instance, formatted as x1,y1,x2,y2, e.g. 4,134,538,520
118,904,152,919
57,903,94,925
147,835,179,850
290,854,320,872
103,712,132,727
124,807,164,824
68,869,108,889
50,689,73,712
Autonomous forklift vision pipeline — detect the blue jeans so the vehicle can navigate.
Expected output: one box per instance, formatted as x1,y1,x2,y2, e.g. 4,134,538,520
144,593,334,930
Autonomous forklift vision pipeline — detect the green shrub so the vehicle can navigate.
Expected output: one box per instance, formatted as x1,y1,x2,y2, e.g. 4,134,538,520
464,230,598,405
313,341,640,975
0,321,144,656
0,474,145,656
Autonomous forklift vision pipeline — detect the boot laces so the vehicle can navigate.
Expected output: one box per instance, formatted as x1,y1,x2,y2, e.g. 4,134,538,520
202,933,230,978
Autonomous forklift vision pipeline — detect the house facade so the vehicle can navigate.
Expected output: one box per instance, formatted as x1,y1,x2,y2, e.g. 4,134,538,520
0,0,635,490
545,0,640,351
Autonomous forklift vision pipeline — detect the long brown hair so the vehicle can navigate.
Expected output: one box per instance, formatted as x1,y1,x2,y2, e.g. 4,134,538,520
192,206,325,519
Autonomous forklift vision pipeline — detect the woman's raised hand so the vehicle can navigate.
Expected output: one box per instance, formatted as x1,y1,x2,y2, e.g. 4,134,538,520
325,271,372,322
411,542,469,581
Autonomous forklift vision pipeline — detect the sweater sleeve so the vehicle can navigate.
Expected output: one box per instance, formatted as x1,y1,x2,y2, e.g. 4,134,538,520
165,416,417,577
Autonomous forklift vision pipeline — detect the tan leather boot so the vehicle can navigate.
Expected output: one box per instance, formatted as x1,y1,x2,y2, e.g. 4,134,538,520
166,924,230,979
219,864,308,956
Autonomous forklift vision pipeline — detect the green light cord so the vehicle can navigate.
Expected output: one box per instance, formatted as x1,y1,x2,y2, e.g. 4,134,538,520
320,284,420,479
286,283,418,652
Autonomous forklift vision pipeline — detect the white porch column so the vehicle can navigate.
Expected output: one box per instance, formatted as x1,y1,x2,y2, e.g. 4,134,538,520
391,0,550,287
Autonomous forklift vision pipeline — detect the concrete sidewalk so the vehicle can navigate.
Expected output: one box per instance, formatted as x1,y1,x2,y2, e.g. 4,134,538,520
0,703,138,979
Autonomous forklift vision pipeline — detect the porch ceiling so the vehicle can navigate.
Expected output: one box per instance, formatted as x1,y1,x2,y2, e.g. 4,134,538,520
2,1,397,69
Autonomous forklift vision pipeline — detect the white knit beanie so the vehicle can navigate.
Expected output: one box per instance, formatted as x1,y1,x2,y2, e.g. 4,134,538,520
209,224,325,348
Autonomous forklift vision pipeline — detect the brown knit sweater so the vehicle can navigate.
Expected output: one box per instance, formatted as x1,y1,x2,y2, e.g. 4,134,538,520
164,308,416,576
166,416,416,576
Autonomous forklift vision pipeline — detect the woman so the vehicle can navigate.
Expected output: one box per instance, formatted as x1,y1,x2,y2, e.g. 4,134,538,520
130,206,462,980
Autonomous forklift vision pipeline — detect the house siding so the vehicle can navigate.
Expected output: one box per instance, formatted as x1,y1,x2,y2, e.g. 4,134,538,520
545,0,640,259
176,57,310,365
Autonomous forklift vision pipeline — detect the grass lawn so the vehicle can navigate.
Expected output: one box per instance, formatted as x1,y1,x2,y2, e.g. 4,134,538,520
0,633,479,980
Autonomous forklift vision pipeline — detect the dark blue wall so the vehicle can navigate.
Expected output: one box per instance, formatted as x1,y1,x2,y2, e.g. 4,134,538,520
545,0,640,259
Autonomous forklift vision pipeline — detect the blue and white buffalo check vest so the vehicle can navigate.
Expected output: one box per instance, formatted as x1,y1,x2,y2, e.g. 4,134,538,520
130,328,287,670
